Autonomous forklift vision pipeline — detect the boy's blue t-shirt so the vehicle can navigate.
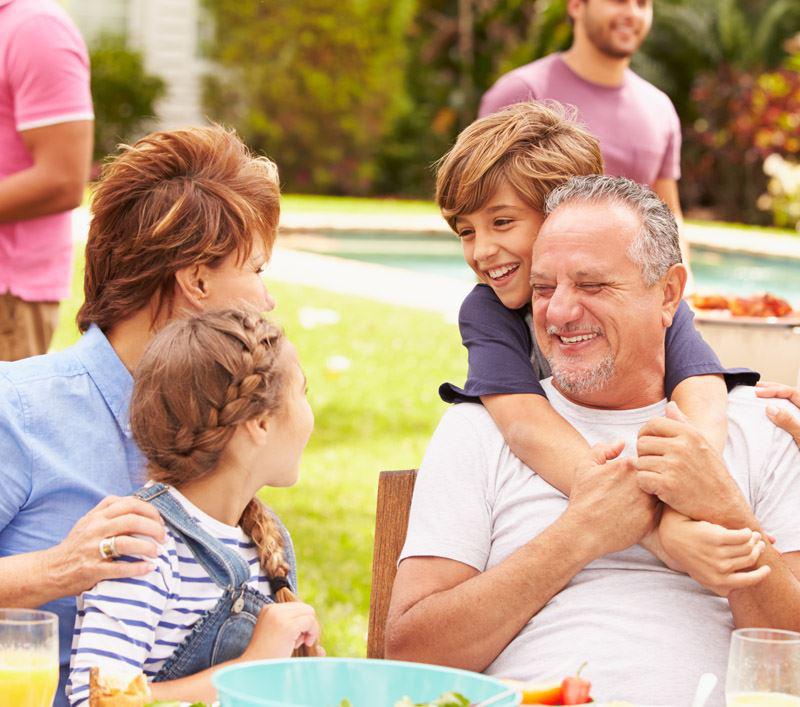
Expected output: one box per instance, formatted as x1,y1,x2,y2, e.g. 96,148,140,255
440,284,759,404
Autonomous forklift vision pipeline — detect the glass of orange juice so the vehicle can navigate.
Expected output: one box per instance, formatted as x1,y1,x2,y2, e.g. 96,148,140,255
726,628,800,706
0,609,58,707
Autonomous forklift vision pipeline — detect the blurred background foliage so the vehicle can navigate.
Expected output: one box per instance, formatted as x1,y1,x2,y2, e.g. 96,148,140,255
200,0,416,195
88,33,166,164
89,0,800,227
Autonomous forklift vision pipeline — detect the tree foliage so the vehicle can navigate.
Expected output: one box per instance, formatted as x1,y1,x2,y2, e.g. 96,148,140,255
201,0,415,195
634,0,800,120
89,34,166,163
375,0,561,196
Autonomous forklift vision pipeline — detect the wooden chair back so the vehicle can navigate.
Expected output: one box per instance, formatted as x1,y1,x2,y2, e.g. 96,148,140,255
367,469,417,659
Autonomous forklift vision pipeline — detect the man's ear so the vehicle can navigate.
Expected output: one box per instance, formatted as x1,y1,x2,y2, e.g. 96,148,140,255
566,0,584,24
660,263,687,327
174,264,208,311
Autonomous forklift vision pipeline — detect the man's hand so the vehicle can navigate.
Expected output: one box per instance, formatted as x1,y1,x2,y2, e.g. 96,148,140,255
566,441,660,558
633,402,751,526
43,495,166,596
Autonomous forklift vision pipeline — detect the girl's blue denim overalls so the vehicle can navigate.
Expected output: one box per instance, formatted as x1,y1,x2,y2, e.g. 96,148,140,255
133,483,297,681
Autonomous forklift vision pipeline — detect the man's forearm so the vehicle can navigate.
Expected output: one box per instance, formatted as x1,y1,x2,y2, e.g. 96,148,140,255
728,545,800,631
0,547,69,608
386,513,597,672
721,504,800,630
0,165,84,222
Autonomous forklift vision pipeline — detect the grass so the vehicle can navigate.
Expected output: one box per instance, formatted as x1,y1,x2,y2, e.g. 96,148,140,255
52,250,466,657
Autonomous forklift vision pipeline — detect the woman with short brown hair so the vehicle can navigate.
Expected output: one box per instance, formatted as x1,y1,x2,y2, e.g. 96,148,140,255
0,124,282,707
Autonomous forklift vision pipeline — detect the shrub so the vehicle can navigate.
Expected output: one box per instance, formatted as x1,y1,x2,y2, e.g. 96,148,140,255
685,64,800,223
201,0,415,196
89,34,166,163
759,154,800,231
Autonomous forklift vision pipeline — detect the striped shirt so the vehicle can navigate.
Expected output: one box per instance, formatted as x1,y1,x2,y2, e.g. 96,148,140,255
66,488,273,706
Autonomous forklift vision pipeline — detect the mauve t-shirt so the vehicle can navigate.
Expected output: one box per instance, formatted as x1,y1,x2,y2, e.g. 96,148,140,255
439,284,759,404
478,53,681,186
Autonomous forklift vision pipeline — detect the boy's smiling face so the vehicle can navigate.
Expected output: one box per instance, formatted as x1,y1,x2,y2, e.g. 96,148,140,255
455,180,544,310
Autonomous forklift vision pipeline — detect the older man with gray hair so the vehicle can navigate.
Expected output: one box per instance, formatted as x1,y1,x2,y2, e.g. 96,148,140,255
386,176,800,706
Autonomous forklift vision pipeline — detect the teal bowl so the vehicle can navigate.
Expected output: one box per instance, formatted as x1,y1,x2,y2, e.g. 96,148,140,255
212,657,520,706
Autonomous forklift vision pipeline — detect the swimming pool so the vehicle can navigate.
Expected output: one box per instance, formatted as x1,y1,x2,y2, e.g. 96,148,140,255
281,230,800,305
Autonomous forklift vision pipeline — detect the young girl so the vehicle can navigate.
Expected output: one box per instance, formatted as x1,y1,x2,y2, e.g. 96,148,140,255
436,101,766,584
68,310,321,706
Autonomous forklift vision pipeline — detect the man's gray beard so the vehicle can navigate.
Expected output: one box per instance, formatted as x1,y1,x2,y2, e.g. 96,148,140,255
547,353,616,395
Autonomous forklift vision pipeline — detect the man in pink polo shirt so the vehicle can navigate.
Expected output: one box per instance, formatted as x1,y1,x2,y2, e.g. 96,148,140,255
479,0,691,272
0,0,93,360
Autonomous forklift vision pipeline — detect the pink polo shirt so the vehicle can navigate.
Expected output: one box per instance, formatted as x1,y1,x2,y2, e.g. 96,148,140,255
0,0,93,302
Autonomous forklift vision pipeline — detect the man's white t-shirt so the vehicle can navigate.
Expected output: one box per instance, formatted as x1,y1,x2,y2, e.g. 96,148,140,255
400,381,800,707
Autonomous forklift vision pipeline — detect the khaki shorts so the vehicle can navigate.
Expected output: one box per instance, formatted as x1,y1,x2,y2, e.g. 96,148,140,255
0,292,60,361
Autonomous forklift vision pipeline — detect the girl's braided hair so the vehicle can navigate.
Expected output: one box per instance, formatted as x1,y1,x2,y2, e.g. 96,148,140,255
130,308,320,655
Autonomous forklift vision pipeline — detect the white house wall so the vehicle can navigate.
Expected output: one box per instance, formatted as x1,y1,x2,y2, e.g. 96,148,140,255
65,0,208,131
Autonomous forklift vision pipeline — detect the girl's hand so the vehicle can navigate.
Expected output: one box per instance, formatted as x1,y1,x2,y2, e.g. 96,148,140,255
658,507,770,597
242,603,321,660
756,381,800,449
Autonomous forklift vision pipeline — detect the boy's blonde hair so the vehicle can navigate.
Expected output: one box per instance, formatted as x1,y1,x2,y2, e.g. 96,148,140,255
435,101,604,230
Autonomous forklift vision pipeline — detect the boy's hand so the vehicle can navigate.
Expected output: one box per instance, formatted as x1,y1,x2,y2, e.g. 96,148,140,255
634,402,750,526
658,507,770,597
756,381,800,449
242,602,321,660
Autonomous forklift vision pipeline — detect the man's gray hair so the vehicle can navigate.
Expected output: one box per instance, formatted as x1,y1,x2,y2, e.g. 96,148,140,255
543,175,681,286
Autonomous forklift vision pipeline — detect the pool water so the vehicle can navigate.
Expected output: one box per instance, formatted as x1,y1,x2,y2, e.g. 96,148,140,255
283,230,800,305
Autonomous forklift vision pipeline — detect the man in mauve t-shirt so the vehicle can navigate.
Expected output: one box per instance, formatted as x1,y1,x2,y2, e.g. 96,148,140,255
479,0,690,269
0,0,93,360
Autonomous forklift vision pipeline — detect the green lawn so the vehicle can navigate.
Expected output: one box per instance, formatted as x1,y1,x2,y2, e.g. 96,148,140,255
52,251,466,657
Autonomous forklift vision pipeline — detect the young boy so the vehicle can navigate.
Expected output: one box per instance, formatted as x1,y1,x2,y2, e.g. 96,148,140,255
436,101,762,579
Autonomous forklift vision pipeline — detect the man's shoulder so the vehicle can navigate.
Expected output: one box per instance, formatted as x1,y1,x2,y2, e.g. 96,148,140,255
727,385,800,454
502,53,561,89
2,0,78,30
436,402,506,450
625,69,677,113
440,400,496,428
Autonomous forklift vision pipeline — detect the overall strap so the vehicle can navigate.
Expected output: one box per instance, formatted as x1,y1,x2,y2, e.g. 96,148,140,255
134,483,251,589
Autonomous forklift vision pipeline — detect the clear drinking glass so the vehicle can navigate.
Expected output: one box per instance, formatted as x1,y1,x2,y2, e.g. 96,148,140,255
0,609,59,707
726,628,800,706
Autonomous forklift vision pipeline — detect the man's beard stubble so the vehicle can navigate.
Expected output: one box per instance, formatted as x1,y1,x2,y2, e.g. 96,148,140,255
583,18,643,60
547,353,616,395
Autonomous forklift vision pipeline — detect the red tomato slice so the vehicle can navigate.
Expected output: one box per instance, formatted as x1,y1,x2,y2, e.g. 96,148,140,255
560,675,592,705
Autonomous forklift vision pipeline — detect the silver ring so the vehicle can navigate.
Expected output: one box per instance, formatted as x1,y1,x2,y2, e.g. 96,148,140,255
98,536,118,560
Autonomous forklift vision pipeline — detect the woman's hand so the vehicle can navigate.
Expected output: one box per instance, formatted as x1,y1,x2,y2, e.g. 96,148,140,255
242,603,321,660
45,495,165,596
658,507,770,597
756,381,800,449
